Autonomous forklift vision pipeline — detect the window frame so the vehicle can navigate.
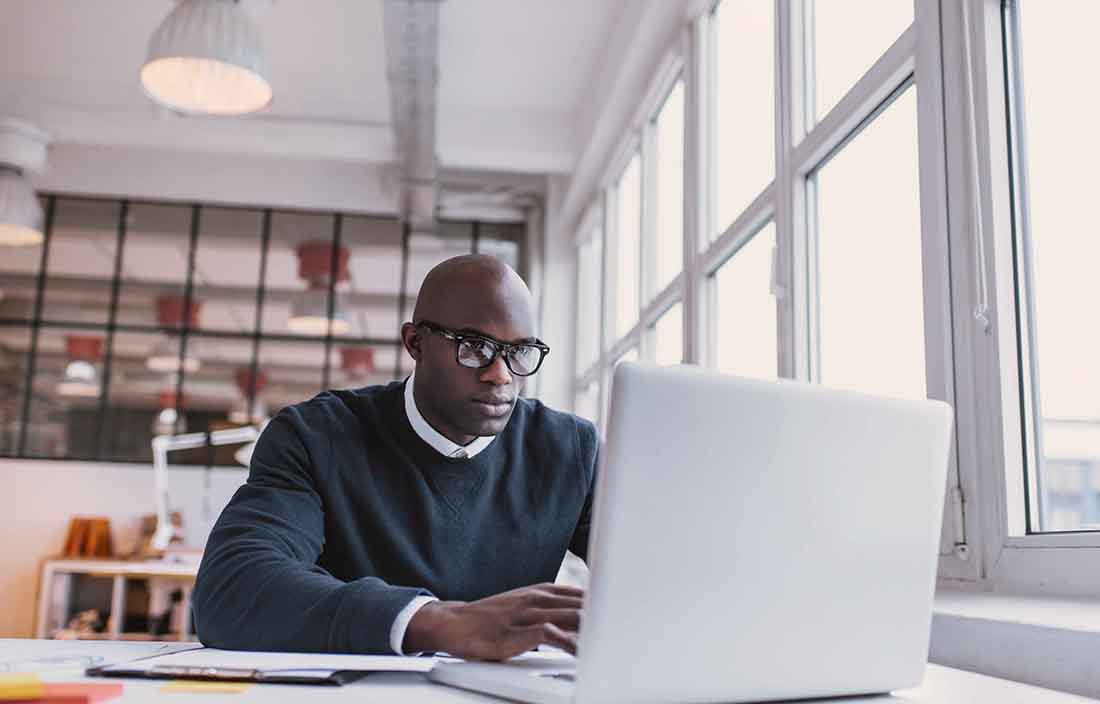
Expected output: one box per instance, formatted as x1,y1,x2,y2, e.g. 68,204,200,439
0,194,524,466
568,0,1100,597
938,0,1100,597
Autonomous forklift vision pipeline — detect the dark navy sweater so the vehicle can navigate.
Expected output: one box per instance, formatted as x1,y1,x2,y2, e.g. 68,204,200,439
192,380,599,654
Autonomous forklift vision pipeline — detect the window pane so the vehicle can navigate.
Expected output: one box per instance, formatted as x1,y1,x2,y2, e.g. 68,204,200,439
41,198,120,325
262,211,337,336
653,80,684,294
614,154,641,339
327,344,398,391
815,86,925,400
477,222,523,274
192,208,263,334
1009,2,1100,531
812,0,912,122
574,381,599,425
653,303,683,366
576,231,603,373
713,223,777,379
0,325,31,455
258,339,326,415
100,330,180,463
24,327,108,459
342,214,404,343
713,0,774,238
115,203,193,328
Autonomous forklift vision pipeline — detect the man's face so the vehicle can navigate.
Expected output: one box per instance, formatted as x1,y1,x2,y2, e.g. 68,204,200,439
405,304,537,440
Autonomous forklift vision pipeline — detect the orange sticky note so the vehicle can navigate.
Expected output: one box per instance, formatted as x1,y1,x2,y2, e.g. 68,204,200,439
160,680,253,694
0,673,44,701
40,682,124,703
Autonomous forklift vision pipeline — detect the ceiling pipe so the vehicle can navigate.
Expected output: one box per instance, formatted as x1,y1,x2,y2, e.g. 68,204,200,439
383,0,442,232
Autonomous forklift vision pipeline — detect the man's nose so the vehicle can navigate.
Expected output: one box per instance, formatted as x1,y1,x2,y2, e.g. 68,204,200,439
479,354,513,386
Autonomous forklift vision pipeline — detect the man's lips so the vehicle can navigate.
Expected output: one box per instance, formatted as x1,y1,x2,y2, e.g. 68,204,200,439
472,397,514,417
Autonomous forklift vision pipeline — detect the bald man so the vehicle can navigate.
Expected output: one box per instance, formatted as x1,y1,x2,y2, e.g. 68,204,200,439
193,255,598,660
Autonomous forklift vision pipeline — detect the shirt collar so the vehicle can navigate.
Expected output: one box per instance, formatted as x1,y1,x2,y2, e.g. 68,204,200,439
404,372,494,460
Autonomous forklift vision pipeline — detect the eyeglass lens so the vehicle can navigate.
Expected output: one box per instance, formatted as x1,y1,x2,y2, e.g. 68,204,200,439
456,338,541,375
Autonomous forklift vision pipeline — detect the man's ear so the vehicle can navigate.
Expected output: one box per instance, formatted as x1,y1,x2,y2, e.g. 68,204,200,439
401,322,421,361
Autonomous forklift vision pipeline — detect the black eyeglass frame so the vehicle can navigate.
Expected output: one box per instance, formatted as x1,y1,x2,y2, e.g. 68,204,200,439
415,320,551,376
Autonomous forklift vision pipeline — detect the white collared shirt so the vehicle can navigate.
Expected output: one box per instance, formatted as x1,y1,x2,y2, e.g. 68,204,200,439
403,372,495,459
389,373,494,653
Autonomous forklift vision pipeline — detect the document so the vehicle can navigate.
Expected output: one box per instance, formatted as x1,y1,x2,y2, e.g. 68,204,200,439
89,647,438,685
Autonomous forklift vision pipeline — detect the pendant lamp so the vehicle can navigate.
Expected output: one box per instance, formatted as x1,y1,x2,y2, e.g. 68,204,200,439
141,0,272,116
0,117,49,246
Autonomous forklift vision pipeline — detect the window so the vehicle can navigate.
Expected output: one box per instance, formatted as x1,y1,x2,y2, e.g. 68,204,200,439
711,223,776,379
811,0,913,122
576,230,603,375
574,380,600,426
652,303,683,366
0,195,525,465
653,80,685,295
613,154,642,339
712,0,773,238
812,86,926,401
1005,0,1100,533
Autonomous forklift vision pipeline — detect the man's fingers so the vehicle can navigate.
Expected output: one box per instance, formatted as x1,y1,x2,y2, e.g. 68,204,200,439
529,594,584,611
539,583,585,599
538,622,577,655
515,608,581,632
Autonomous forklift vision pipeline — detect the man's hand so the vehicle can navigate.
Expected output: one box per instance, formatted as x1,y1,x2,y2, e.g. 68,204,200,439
403,582,583,660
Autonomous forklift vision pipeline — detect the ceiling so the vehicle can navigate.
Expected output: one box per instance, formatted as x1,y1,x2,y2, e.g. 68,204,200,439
0,0,637,175
0,0,648,420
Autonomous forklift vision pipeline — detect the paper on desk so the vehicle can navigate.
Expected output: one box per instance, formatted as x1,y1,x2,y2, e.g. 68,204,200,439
100,647,437,674
0,639,199,677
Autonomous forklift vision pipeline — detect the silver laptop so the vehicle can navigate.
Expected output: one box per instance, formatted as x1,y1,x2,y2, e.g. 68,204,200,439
430,362,954,704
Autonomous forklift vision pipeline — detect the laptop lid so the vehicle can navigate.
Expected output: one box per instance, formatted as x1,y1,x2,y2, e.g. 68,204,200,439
573,363,953,704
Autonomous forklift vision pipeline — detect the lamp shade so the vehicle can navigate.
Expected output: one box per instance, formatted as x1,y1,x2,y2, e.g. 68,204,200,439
0,167,43,246
288,288,350,336
141,0,272,116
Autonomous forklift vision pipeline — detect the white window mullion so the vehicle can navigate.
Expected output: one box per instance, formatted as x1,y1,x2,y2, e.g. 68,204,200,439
683,19,706,366
639,120,658,362
777,0,811,381
914,0,973,572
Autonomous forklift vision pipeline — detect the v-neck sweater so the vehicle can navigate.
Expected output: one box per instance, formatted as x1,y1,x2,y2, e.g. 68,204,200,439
192,380,599,654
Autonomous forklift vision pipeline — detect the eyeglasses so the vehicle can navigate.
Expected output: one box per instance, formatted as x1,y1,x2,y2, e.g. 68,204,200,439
416,321,550,377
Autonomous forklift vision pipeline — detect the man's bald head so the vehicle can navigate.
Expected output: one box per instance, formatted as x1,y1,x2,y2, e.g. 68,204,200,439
412,254,534,335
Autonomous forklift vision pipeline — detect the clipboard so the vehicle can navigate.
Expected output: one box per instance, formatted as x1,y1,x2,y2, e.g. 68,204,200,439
86,646,438,686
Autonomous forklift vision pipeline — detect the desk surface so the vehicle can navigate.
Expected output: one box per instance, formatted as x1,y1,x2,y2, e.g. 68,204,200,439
0,639,1091,703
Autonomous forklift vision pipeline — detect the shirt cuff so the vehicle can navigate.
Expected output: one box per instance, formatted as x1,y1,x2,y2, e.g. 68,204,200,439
389,595,438,655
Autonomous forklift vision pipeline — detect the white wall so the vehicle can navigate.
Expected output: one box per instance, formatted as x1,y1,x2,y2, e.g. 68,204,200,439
0,459,245,638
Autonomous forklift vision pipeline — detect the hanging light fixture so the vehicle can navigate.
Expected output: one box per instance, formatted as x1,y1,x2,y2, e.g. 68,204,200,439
141,0,273,116
287,241,351,336
147,295,203,372
0,117,49,246
228,367,268,424
56,335,103,398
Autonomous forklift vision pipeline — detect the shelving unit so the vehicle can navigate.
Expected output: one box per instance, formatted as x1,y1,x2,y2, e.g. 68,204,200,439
34,558,199,641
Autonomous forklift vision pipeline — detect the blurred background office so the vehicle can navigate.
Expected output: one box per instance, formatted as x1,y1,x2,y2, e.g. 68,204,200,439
0,0,1096,697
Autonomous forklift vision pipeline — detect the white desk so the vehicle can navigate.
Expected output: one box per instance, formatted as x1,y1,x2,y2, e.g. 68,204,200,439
0,639,1091,703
